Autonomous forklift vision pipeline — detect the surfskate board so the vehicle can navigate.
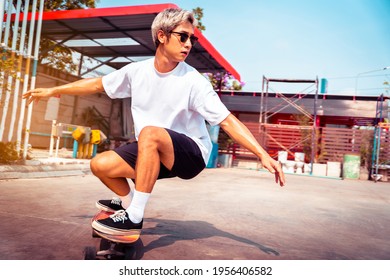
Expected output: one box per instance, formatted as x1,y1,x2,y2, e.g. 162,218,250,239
84,210,141,260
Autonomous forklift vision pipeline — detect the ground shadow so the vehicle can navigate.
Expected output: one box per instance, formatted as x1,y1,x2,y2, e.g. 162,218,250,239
134,218,279,259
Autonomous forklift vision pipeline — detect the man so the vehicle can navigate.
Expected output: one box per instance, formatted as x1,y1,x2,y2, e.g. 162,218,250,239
23,8,285,235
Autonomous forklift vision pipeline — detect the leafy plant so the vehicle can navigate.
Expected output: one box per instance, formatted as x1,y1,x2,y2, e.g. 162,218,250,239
0,142,19,164
39,1,97,72
9,0,97,74
0,51,21,112
293,114,325,163
359,128,374,170
192,7,206,32
203,72,245,91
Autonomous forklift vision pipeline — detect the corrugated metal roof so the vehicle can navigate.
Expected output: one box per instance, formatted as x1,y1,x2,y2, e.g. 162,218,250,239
27,3,240,80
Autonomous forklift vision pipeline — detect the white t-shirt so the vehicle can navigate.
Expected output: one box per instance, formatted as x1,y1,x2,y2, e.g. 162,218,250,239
102,58,230,164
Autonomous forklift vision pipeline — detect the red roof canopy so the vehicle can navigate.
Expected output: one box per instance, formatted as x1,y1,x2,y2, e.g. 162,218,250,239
25,3,240,80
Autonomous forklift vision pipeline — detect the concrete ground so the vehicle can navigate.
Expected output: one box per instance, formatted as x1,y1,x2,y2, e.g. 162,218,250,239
0,167,389,260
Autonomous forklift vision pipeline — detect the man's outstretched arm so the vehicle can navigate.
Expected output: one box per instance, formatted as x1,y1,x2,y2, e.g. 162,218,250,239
23,77,104,104
219,113,285,187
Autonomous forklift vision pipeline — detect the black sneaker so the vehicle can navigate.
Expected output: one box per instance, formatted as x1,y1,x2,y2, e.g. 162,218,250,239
92,210,143,235
96,197,125,212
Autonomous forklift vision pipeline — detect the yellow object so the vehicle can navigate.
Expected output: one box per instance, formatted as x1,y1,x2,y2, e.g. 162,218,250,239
83,143,89,159
72,126,85,142
88,143,94,158
77,142,84,158
90,130,101,144
73,127,100,159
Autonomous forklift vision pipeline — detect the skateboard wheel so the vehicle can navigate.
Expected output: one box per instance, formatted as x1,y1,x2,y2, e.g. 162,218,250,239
99,238,111,250
84,246,97,260
124,246,136,260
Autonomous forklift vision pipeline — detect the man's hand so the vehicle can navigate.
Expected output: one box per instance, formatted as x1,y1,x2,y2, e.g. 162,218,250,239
23,88,55,105
219,114,286,187
22,77,104,105
260,155,285,187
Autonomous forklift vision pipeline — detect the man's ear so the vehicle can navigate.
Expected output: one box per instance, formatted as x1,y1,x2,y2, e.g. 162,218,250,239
157,30,167,45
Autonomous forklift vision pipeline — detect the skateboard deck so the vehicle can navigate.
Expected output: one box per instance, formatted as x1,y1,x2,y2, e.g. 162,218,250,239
93,228,141,243
91,210,141,243
84,209,141,260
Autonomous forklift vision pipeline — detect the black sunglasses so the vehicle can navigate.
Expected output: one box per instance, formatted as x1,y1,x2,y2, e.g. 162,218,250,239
170,31,198,46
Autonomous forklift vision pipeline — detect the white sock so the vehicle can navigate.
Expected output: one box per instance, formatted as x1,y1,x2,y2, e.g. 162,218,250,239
126,190,150,224
119,188,134,209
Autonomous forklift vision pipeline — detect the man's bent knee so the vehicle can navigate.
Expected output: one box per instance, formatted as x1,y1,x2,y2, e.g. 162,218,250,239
138,126,171,146
90,151,118,175
139,126,163,139
90,151,136,179
90,153,107,176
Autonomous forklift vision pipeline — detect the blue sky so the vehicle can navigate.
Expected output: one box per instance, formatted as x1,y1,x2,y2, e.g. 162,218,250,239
96,0,390,96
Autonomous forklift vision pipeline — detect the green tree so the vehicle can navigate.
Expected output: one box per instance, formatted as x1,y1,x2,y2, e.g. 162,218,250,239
203,72,245,91
39,0,97,72
42,0,97,10
0,1,97,98
0,1,98,155
0,142,19,164
0,52,18,87
8,0,97,73
192,7,206,32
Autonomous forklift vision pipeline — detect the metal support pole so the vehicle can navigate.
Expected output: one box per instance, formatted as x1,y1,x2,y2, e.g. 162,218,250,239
23,0,43,159
259,75,265,123
0,0,12,102
70,53,84,125
0,0,22,142
8,0,29,142
2,0,12,47
0,0,7,102
48,120,56,157
371,94,384,181
0,0,5,43
259,76,267,148
264,78,269,124
16,0,36,153
310,77,319,175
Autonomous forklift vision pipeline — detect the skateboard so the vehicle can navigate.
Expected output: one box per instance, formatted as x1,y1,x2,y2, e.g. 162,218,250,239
84,210,141,260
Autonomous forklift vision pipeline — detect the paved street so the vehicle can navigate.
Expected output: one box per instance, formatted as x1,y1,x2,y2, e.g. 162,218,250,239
0,168,389,260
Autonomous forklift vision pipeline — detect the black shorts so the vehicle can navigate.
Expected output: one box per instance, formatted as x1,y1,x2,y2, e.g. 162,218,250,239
114,128,206,180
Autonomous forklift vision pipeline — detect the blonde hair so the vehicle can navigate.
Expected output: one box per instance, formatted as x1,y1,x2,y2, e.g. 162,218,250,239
151,8,198,47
